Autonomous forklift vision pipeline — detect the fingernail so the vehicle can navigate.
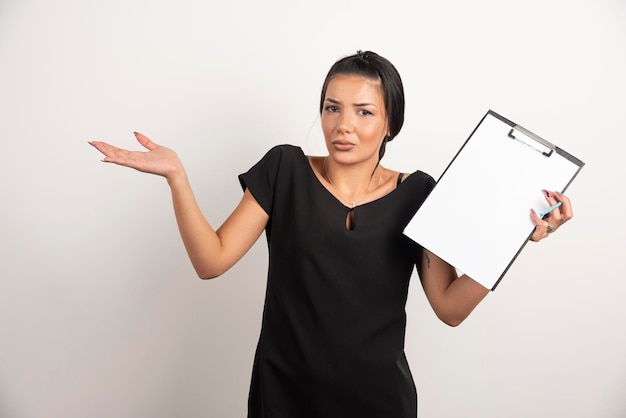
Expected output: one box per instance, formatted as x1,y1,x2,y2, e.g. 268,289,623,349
133,131,138,135
542,189,552,198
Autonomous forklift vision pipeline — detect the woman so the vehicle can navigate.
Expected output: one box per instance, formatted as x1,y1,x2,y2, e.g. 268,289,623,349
89,50,572,417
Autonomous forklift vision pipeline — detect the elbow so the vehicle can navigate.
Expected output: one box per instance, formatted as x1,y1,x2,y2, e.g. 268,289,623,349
437,311,468,327
196,266,225,280
198,272,220,280
441,317,464,327
194,257,234,280
432,298,482,327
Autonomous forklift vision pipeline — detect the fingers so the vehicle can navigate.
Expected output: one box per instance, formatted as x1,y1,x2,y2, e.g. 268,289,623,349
88,131,157,153
88,132,158,164
529,208,553,241
89,133,180,177
88,140,125,162
554,191,573,221
529,189,574,242
133,131,159,151
541,189,573,225
88,139,141,169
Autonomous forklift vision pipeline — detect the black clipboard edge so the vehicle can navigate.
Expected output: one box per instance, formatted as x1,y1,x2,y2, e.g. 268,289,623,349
490,232,534,291
436,110,520,183
555,146,585,169
556,146,586,195
434,110,494,183
487,109,515,127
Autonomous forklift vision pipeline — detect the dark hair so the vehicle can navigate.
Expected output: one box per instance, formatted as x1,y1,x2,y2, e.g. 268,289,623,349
319,50,405,160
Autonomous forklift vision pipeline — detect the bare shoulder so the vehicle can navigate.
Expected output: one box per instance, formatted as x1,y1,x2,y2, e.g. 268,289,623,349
384,168,412,184
376,166,407,196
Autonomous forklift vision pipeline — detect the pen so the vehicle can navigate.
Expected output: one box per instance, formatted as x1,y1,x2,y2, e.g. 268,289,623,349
537,201,562,218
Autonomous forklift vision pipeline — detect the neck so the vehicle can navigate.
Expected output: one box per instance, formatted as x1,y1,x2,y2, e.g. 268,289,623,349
324,157,382,207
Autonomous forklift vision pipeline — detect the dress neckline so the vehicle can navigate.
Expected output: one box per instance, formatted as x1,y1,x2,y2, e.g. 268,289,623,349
297,147,411,210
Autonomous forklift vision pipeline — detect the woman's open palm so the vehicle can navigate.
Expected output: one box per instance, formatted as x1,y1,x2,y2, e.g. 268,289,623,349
89,132,181,178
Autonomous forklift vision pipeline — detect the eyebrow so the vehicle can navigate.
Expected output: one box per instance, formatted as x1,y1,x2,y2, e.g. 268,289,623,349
325,98,378,107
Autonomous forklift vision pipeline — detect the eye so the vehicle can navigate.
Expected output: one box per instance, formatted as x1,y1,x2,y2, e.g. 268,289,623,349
325,105,339,113
358,109,373,116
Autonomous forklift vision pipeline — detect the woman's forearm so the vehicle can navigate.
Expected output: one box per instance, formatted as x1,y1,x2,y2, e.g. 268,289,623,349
167,169,223,279
421,250,490,327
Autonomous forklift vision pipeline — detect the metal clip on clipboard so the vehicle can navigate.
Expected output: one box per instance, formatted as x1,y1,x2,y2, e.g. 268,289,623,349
507,125,555,157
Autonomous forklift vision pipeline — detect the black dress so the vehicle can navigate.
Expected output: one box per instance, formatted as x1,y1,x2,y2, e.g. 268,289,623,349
239,145,435,418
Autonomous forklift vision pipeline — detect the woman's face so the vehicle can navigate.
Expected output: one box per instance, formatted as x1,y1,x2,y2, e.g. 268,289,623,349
321,75,389,166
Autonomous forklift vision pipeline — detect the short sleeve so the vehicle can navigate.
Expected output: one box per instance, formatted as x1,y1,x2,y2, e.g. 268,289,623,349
406,170,436,271
238,145,285,216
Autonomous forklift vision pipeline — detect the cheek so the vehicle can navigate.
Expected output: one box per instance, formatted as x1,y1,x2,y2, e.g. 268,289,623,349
320,119,329,134
362,124,386,142
320,115,334,136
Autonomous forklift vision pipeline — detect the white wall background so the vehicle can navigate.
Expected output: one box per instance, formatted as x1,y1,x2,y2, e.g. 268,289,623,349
1,0,624,417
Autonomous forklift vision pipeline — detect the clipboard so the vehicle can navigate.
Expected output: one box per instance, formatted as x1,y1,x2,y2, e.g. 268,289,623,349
403,110,584,290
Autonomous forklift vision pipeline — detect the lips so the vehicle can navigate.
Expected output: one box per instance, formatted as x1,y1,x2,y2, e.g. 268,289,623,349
331,140,355,151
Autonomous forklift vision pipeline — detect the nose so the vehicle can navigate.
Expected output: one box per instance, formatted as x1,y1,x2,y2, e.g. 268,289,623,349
337,112,354,133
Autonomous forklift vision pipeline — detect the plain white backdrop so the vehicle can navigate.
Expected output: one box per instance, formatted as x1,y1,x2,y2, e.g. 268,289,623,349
1,0,625,417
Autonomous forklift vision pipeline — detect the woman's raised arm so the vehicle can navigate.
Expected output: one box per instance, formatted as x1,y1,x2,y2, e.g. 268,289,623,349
89,132,268,279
